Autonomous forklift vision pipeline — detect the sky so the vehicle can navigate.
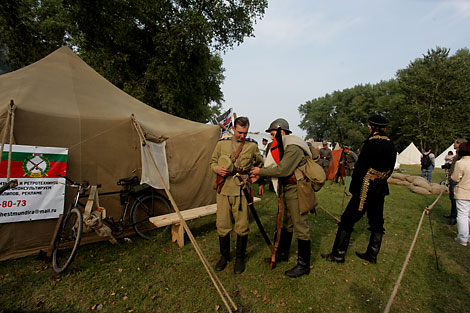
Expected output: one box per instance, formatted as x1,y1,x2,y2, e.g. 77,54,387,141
220,0,470,139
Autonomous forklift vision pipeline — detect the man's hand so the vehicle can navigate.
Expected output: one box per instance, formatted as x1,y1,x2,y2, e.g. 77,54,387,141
217,166,230,177
258,184,264,195
250,167,260,176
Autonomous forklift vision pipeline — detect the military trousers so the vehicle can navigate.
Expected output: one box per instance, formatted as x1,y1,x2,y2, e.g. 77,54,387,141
216,193,249,237
338,194,385,233
280,184,310,241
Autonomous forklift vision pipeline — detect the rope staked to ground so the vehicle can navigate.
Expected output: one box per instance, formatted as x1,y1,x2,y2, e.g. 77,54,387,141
383,190,444,313
131,115,237,313
317,204,341,222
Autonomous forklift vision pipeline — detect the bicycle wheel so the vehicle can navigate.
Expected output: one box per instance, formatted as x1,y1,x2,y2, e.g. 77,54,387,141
131,193,173,240
52,207,83,273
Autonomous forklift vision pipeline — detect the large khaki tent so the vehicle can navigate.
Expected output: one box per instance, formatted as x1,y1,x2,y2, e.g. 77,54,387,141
0,47,219,260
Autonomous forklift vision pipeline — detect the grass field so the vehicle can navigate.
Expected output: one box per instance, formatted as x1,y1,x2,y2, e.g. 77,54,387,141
1,165,469,313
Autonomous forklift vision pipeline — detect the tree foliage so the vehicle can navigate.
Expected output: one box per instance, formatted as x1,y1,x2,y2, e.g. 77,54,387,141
299,47,470,154
299,80,402,151
396,47,470,152
0,0,268,122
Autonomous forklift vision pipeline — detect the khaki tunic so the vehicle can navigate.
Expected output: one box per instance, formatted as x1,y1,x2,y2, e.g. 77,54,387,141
210,136,264,236
319,147,333,173
259,142,310,241
344,151,358,176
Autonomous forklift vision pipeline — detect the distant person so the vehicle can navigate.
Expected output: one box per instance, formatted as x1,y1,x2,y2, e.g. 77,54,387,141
321,115,396,264
319,141,333,174
420,147,435,183
446,139,468,225
261,138,269,158
451,141,470,246
445,151,454,165
342,146,358,188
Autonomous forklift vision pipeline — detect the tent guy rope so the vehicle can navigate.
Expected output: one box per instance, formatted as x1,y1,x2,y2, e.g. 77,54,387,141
383,190,444,313
131,115,237,313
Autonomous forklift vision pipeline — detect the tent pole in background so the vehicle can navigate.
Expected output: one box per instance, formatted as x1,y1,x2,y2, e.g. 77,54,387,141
131,115,237,313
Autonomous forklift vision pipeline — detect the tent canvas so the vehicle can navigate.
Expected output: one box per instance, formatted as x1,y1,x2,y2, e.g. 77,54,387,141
397,142,422,165
0,47,220,260
435,143,456,169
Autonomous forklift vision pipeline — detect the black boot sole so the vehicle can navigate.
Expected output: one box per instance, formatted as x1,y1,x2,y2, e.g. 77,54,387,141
321,253,345,263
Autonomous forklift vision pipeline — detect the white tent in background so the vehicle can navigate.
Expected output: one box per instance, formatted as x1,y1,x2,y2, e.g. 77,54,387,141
394,152,400,170
397,142,422,165
435,143,456,168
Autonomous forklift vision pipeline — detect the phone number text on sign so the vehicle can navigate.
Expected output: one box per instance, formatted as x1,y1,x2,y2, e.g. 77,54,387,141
1,200,27,208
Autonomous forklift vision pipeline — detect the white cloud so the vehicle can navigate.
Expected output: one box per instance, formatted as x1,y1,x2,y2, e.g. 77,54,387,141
447,0,470,17
249,8,361,47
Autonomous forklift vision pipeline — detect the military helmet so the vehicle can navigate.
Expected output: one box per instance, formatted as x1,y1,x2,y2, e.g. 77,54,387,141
265,118,291,134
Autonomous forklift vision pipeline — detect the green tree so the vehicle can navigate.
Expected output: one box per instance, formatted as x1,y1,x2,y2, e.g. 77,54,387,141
0,0,268,122
396,47,470,154
0,0,71,69
299,81,400,151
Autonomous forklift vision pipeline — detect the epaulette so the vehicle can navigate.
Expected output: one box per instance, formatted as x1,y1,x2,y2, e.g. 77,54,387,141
217,136,258,144
369,135,390,141
218,136,232,141
246,137,258,144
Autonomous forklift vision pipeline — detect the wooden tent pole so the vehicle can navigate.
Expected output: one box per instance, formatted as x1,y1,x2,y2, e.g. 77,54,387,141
7,100,16,181
0,101,12,166
131,115,237,313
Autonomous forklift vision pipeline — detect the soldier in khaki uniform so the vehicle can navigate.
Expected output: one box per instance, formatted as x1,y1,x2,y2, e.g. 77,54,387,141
210,116,264,274
251,118,312,278
319,141,333,174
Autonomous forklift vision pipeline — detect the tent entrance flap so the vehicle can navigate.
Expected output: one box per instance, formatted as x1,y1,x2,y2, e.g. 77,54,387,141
140,139,170,190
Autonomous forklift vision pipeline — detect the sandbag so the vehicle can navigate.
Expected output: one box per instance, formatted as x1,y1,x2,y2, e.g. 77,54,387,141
395,180,412,186
409,185,432,195
430,183,448,194
391,173,407,180
405,175,418,183
413,177,432,192
387,177,403,185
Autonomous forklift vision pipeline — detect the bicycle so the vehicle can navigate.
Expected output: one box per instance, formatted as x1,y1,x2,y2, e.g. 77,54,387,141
100,176,173,240
51,175,87,273
52,175,173,273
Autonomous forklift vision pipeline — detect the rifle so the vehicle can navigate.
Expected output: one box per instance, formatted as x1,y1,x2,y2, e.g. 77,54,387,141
234,174,274,254
270,182,284,269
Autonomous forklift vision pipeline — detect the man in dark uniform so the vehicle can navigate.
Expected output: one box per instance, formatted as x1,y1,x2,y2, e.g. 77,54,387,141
321,115,396,264
251,118,313,278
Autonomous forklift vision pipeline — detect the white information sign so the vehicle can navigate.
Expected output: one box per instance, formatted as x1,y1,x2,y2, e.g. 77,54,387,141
0,144,68,223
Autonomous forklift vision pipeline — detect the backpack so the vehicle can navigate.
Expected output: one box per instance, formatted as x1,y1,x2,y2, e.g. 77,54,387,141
421,154,432,168
299,157,326,191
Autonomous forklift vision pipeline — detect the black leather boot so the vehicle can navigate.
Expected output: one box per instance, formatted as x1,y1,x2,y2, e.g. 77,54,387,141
356,232,383,264
215,234,230,271
264,229,293,265
285,239,311,278
234,235,248,274
321,228,351,263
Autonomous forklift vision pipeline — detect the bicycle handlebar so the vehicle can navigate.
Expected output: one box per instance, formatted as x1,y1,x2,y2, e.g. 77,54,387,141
57,174,99,189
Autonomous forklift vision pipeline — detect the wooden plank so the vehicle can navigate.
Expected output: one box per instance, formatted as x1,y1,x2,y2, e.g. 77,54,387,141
149,197,261,228
150,203,217,227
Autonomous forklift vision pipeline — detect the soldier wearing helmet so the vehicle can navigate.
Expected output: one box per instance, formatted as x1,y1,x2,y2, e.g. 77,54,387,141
210,116,264,274
251,118,313,278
